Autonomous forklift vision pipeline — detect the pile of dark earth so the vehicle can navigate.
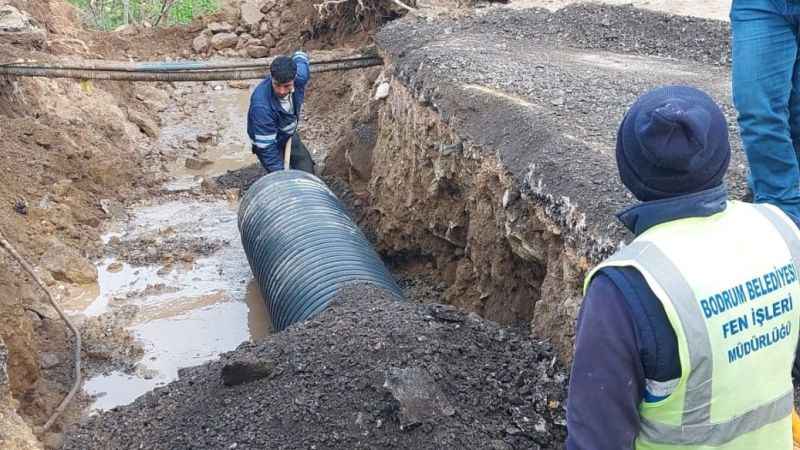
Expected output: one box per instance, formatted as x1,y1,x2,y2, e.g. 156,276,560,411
65,284,567,450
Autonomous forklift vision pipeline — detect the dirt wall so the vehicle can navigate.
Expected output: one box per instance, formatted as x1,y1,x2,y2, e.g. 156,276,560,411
324,4,741,361
0,2,169,445
324,78,586,359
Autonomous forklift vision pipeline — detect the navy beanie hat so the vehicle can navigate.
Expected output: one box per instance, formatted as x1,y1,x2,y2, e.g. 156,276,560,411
616,85,731,201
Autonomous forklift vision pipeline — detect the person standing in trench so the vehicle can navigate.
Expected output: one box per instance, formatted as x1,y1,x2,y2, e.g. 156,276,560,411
247,51,316,174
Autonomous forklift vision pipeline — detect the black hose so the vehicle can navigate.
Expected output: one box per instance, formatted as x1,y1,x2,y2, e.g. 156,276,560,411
0,58,382,81
238,170,402,331
0,54,380,73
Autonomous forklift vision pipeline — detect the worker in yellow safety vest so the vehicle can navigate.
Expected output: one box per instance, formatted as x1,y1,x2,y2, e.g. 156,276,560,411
566,85,800,449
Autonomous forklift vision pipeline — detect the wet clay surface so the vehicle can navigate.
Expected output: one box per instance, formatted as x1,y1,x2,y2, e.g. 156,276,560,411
61,81,275,414
69,67,396,414
74,199,271,413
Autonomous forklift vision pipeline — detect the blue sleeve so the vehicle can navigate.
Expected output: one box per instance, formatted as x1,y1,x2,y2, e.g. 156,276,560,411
567,273,644,450
293,51,310,93
247,104,282,172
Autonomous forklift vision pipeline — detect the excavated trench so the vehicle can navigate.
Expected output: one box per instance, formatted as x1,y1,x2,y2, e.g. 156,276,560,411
47,3,752,448
67,3,744,414
320,4,744,362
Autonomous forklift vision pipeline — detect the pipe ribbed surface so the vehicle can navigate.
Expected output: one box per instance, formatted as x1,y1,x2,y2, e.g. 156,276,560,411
238,170,403,331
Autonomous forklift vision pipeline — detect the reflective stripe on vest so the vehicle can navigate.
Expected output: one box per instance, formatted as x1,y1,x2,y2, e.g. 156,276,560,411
584,202,800,448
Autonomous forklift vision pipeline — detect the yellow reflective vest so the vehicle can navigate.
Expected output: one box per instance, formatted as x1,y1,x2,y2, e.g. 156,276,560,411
585,201,800,449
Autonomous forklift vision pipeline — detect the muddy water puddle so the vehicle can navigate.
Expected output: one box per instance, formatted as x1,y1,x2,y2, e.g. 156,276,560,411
74,199,271,413
71,81,273,413
160,82,257,192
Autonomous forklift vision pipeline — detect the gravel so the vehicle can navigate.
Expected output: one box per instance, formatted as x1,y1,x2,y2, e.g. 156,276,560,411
376,3,742,262
65,284,567,450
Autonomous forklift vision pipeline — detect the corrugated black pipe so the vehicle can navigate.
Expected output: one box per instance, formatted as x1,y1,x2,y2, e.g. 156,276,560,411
238,170,403,331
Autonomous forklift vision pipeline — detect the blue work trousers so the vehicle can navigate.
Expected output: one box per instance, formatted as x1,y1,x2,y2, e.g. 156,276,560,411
732,0,800,217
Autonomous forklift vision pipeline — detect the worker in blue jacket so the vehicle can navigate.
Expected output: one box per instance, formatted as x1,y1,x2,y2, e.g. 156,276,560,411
247,51,315,174
566,85,800,449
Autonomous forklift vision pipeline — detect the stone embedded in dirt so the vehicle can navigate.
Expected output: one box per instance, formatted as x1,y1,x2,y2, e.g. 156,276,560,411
185,158,211,170
135,85,169,113
0,338,8,388
259,22,272,41
126,108,159,139
0,5,46,48
100,199,127,221
374,81,390,100
200,177,220,193
207,22,234,34
211,32,239,50
224,189,240,202
268,20,281,40
383,366,456,430
186,20,205,33
227,80,251,90
0,5,34,32
0,5,40,33
114,24,138,36
260,34,276,50
53,178,72,197
135,364,158,380
80,306,143,368
240,0,265,27
246,45,269,58
235,36,248,51
14,198,27,215
196,132,214,143
221,359,274,386
277,8,296,34
428,304,465,323
42,240,98,284
260,0,278,14
43,432,64,449
40,352,61,370
192,32,211,53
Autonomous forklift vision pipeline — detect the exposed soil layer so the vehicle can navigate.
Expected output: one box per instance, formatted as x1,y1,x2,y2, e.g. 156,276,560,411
319,4,743,360
0,2,169,444
65,284,568,450
0,0,379,441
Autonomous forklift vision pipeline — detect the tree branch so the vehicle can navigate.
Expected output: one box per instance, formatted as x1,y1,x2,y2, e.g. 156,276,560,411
0,231,81,432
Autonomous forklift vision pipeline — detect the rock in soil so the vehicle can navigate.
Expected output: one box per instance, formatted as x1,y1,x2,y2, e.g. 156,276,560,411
185,157,212,170
221,359,274,386
65,284,567,449
383,366,456,430
41,240,98,284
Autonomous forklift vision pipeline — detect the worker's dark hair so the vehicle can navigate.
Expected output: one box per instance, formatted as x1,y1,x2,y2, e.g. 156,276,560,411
270,56,297,84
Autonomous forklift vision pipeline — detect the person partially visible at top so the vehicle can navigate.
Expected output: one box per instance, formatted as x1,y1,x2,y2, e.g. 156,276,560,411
731,1,800,217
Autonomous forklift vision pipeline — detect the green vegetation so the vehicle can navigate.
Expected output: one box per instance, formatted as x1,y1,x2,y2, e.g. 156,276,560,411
68,0,219,30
